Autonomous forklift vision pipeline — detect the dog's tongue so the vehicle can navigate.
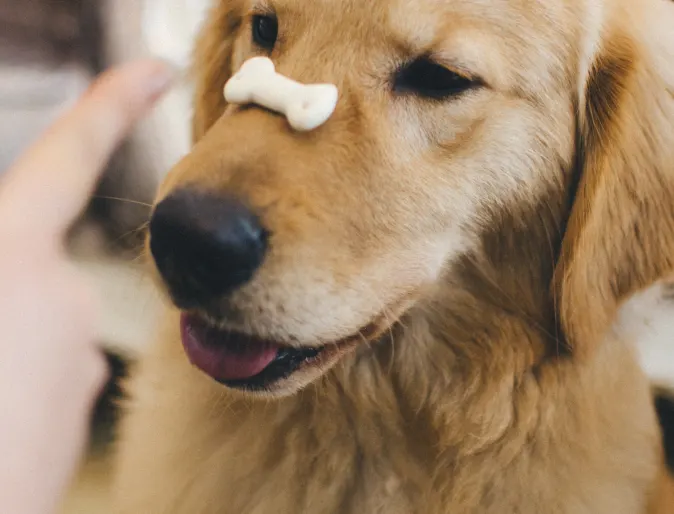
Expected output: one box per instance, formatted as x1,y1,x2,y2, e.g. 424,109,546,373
180,315,279,382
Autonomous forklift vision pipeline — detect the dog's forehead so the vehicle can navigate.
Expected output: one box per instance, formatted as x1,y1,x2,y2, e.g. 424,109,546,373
268,0,580,64
266,0,579,38
259,0,584,96
389,0,575,40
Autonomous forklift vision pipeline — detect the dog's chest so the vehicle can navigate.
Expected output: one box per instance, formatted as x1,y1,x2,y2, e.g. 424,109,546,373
116,349,662,514
214,470,419,514
196,408,654,514
198,415,432,514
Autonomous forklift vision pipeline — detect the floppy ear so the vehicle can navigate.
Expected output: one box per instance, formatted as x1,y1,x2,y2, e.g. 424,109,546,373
554,30,674,356
191,0,243,142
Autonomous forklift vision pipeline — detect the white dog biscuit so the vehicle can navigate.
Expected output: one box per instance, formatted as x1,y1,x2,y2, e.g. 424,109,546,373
223,57,339,132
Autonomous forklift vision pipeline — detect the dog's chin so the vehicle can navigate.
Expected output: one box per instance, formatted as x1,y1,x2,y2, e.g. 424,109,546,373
179,313,375,397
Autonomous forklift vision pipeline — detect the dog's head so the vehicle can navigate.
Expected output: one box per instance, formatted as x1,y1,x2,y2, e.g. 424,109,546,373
148,0,674,397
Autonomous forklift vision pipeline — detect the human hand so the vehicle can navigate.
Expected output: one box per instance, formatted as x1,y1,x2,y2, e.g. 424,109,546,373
0,59,174,514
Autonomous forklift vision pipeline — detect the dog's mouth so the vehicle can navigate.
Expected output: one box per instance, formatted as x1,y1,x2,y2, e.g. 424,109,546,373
180,314,362,391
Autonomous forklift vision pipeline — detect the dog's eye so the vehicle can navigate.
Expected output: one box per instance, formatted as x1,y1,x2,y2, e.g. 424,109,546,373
252,15,278,49
394,58,475,100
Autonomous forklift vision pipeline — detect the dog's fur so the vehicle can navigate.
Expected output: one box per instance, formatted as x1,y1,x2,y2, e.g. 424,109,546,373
114,0,674,511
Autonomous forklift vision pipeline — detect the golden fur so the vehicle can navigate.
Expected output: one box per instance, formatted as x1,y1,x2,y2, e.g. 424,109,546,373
114,0,674,511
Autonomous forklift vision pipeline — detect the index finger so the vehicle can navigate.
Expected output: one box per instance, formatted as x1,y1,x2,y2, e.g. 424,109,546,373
0,59,175,239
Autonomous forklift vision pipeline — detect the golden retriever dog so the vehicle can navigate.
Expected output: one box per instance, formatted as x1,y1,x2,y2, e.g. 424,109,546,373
113,0,674,511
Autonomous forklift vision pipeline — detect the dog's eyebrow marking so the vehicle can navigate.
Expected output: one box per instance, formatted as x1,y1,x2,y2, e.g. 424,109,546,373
223,57,339,131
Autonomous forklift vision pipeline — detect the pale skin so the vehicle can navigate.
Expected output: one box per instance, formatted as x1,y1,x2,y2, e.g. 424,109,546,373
0,59,174,514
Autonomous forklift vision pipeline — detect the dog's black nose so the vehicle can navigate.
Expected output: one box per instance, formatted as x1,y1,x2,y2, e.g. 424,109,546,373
149,189,269,308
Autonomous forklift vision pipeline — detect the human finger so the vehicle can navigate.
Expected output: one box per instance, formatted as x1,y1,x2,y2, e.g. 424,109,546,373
0,59,175,238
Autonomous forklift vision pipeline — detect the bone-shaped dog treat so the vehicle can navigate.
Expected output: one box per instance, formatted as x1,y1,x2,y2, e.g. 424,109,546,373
223,57,339,132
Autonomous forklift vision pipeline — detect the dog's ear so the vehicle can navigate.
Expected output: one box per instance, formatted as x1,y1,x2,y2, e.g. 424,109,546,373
191,1,243,142
554,29,674,357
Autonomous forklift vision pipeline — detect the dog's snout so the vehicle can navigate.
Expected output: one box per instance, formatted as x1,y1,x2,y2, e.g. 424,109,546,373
149,189,269,308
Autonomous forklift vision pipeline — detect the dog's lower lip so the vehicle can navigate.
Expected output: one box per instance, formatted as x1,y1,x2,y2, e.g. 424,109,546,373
179,292,418,390
181,315,278,381
180,314,329,386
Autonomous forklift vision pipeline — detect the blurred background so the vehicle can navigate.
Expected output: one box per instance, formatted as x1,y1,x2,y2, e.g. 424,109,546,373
0,1,672,513
0,0,208,511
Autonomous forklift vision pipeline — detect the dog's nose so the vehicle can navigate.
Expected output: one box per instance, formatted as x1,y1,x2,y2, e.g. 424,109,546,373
149,189,269,308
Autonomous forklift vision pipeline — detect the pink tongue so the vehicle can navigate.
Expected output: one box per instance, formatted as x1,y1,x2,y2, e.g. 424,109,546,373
181,315,279,382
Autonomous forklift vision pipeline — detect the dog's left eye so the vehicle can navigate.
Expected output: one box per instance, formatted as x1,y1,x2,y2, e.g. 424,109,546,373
394,58,475,100
252,15,278,49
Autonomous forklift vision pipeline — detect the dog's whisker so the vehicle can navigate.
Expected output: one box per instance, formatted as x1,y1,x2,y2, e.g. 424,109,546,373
117,220,150,241
108,221,151,251
380,306,398,375
93,195,154,208
129,248,150,265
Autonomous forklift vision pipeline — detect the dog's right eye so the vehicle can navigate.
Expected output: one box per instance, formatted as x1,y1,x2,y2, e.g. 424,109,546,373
252,15,278,50
394,58,476,100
